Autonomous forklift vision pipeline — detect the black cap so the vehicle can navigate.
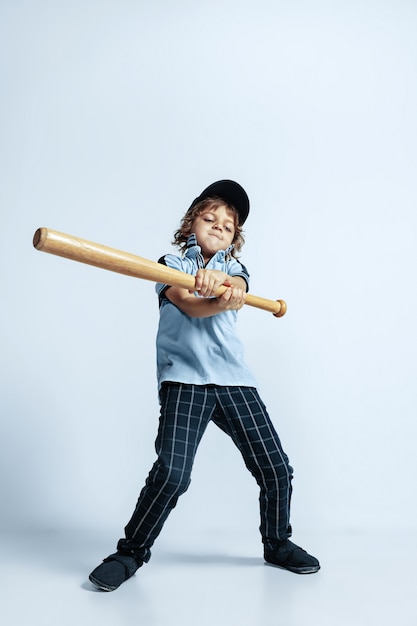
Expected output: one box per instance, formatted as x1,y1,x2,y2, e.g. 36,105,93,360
189,179,250,225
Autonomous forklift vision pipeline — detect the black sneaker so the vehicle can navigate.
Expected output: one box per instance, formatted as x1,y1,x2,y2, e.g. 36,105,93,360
264,539,320,574
89,552,147,591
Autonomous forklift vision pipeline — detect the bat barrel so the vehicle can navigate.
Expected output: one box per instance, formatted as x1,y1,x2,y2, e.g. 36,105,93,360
33,227,157,278
33,227,196,289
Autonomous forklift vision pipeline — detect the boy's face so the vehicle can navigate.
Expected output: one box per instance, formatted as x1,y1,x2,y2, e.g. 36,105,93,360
191,203,236,261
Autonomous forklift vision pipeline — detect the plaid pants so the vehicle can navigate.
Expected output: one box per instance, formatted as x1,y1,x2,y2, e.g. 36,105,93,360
119,383,293,558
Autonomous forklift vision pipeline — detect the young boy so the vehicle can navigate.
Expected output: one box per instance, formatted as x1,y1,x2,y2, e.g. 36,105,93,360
89,180,320,591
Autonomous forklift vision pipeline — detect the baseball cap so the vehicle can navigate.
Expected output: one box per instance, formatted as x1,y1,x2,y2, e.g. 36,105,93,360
189,179,250,225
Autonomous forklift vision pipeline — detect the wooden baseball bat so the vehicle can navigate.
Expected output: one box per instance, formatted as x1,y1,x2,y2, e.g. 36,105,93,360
33,227,287,317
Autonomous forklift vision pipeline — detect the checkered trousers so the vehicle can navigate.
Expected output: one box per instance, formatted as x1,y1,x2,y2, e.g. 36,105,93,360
119,383,293,557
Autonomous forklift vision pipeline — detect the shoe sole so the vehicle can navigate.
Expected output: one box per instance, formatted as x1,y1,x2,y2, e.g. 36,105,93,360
265,561,321,574
89,574,117,592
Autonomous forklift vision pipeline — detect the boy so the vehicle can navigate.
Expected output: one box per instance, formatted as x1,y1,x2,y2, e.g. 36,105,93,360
89,180,320,591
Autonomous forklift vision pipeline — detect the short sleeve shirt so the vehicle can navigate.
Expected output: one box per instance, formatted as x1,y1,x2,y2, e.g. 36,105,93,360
155,234,257,389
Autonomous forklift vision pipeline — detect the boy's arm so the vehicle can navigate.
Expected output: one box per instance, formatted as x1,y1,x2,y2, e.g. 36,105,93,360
166,270,246,318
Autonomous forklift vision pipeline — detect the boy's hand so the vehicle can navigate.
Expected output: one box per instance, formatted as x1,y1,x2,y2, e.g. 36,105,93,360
193,269,229,298
168,270,247,317
216,285,246,311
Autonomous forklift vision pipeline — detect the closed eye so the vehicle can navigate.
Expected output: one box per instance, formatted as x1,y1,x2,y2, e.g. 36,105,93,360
202,215,234,233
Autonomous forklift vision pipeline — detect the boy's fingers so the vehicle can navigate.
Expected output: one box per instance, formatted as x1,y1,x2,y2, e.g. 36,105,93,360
220,287,233,301
194,271,203,290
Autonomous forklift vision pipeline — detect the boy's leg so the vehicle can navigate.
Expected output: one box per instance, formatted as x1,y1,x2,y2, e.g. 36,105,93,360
121,383,216,551
212,386,293,541
89,383,216,590
212,386,320,574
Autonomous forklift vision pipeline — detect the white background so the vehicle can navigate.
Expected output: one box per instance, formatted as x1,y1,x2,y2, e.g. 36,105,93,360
1,0,416,562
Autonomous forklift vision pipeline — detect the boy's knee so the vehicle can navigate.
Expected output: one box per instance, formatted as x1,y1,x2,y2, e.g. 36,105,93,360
254,460,293,487
154,461,191,496
166,467,191,495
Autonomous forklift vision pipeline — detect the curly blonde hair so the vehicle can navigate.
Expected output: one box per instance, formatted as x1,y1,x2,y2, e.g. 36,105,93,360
172,197,245,258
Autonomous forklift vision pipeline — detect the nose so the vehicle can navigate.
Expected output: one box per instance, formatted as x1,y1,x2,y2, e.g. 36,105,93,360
213,223,222,231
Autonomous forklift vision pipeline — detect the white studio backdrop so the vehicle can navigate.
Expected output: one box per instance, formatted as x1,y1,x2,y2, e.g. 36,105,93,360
1,0,416,544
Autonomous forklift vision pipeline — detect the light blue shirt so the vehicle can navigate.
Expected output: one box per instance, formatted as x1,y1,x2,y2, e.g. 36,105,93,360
155,234,257,389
